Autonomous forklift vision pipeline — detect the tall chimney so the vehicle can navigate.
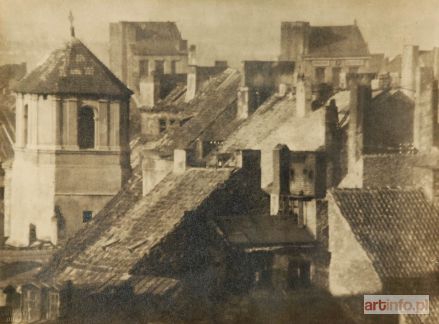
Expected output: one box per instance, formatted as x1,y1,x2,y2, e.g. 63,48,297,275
271,144,291,216
296,77,312,117
173,149,187,174
414,67,438,152
401,45,419,99
185,66,197,102
347,82,371,174
188,45,197,66
237,87,250,119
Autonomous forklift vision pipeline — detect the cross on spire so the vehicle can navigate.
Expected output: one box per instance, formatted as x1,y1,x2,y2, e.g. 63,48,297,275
68,10,75,37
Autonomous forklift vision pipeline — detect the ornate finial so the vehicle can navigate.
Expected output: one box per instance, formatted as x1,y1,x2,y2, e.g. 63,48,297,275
68,10,75,37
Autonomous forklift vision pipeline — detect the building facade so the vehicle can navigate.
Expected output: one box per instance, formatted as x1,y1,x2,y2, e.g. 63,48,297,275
110,21,192,106
5,36,132,247
280,21,371,88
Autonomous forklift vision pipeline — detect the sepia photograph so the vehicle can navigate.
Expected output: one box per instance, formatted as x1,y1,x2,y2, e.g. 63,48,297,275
0,0,438,322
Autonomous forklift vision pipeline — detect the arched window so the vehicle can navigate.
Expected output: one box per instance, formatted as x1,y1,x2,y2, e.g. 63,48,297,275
78,106,95,149
24,104,28,146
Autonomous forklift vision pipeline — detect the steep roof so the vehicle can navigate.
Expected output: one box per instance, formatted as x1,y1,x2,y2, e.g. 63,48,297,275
40,167,233,291
14,38,132,98
306,25,369,58
119,21,186,56
214,94,327,186
331,188,439,279
154,68,241,156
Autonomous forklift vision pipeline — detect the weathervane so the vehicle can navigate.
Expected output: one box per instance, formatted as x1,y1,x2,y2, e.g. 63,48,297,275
69,10,75,37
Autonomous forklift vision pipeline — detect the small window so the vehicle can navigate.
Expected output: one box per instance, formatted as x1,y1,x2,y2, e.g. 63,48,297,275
303,169,307,175
308,170,314,180
290,168,295,181
155,60,164,75
139,59,149,78
169,119,176,125
315,67,325,84
159,119,167,133
83,211,93,223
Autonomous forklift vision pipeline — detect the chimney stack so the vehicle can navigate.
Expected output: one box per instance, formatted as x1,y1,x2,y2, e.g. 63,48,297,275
185,66,197,102
401,45,419,99
347,81,371,174
188,45,197,66
414,67,438,152
141,150,173,195
173,149,187,174
296,77,312,117
237,87,250,119
271,144,291,216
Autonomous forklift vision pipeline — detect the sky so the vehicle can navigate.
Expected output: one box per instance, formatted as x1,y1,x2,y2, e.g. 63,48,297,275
1,0,439,68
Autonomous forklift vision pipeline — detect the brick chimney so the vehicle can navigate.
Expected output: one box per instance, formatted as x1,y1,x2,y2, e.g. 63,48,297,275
271,144,291,216
139,72,160,107
296,77,312,117
414,67,438,152
347,81,371,175
401,45,419,99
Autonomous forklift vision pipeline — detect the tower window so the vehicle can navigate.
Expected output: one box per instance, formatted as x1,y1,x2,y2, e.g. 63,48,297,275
171,60,178,74
78,106,95,149
83,211,93,223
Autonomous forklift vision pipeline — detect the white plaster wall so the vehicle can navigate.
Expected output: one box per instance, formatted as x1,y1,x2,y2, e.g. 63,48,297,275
8,151,56,246
327,193,382,296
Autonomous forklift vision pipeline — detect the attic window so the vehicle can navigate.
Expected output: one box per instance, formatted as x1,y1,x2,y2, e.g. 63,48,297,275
76,54,85,63
83,211,93,223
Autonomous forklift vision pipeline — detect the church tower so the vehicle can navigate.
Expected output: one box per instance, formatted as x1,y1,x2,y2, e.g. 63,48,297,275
5,21,132,246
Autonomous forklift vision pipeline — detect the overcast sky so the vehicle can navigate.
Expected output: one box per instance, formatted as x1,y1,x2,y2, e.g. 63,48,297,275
1,0,439,67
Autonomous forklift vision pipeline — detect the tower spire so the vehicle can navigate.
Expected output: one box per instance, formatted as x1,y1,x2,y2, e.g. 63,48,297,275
68,10,75,37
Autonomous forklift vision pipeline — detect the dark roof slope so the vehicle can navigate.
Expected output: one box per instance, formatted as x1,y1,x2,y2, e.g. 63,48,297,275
331,188,439,279
154,68,241,156
14,38,132,98
307,25,369,58
40,167,232,290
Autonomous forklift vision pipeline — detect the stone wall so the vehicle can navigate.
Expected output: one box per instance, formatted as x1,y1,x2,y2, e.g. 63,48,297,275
327,193,382,296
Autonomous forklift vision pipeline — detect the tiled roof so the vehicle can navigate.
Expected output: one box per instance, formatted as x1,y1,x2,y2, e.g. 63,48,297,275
402,295,439,324
13,38,132,98
154,68,241,156
331,188,439,279
214,94,327,186
306,25,369,58
40,167,233,291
